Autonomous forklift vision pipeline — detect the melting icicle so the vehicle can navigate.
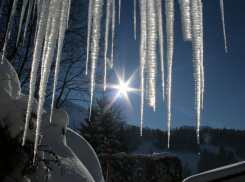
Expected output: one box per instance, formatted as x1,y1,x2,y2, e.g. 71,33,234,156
23,0,51,146
220,0,227,52
89,0,104,120
139,0,147,136
34,0,62,162
134,0,136,40
16,0,29,46
0,0,5,18
118,0,121,24
165,0,174,148
111,0,116,67
156,0,165,100
66,0,71,28
50,0,70,123
179,0,192,41
190,0,202,144
145,0,157,110
86,0,93,75
1,0,19,62
23,0,34,43
104,0,111,91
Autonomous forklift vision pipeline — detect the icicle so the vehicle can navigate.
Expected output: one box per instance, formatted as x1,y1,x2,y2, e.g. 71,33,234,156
1,0,19,63
22,0,51,146
104,0,111,91
139,0,147,136
16,0,29,46
165,0,174,148
220,0,227,52
156,0,165,100
134,0,136,40
86,0,93,75
118,0,121,24
50,0,69,123
23,0,34,43
66,0,71,28
145,0,157,110
179,0,192,41
190,0,202,144
89,0,104,120
33,0,62,162
111,0,115,67
0,0,5,18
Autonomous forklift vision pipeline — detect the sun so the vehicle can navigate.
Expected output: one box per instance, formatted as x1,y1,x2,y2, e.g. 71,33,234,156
117,80,129,96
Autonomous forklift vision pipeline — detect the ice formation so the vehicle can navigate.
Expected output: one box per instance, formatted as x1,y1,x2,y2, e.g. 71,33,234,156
134,0,136,40
139,0,146,136
23,0,34,43
220,0,227,52
165,0,174,148
16,0,28,45
1,0,225,157
104,0,111,90
111,0,116,67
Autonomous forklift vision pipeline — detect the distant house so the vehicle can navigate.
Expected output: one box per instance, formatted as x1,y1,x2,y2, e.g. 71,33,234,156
183,161,245,182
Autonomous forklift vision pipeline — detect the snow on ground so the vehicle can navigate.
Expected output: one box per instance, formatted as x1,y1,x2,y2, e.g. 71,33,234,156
200,144,220,155
0,55,104,182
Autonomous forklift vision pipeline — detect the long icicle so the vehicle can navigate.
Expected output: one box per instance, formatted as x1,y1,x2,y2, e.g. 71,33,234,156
89,0,104,120
139,0,147,136
85,0,93,75
16,0,29,46
179,0,192,41
134,0,136,40
220,0,227,52
1,0,19,62
111,0,115,67
156,0,165,101
104,0,111,91
145,0,157,110
118,0,121,24
23,0,51,146
190,0,202,144
50,0,70,123
165,0,174,148
23,0,34,43
34,0,62,162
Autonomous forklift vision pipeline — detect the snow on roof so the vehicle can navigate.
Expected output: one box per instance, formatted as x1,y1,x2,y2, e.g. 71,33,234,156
183,161,245,182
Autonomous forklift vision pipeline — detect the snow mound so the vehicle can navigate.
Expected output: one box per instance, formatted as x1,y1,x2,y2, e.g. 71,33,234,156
1,55,104,182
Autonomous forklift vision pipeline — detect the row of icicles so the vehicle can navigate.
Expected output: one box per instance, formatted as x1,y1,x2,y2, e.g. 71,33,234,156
0,0,227,161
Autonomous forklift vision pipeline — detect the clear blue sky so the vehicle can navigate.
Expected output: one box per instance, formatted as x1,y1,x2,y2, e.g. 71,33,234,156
110,0,245,131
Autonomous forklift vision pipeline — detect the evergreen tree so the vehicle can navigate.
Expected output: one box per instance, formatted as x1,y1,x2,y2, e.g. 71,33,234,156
78,92,127,154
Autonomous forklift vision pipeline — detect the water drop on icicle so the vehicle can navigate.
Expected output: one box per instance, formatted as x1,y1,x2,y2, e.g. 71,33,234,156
16,0,29,46
134,0,136,40
145,0,157,110
1,0,19,63
165,0,174,148
104,0,111,91
139,0,147,136
118,0,121,24
156,0,165,101
89,0,104,121
0,0,5,18
50,0,70,123
34,0,62,162
86,0,93,75
23,0,51,146
220,0,227,52
190,0,202,144
23,0,34,44
179,0,192,41
111,0,115,67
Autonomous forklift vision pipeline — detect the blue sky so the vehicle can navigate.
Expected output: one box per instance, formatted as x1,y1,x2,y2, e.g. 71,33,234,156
109,0,245,131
